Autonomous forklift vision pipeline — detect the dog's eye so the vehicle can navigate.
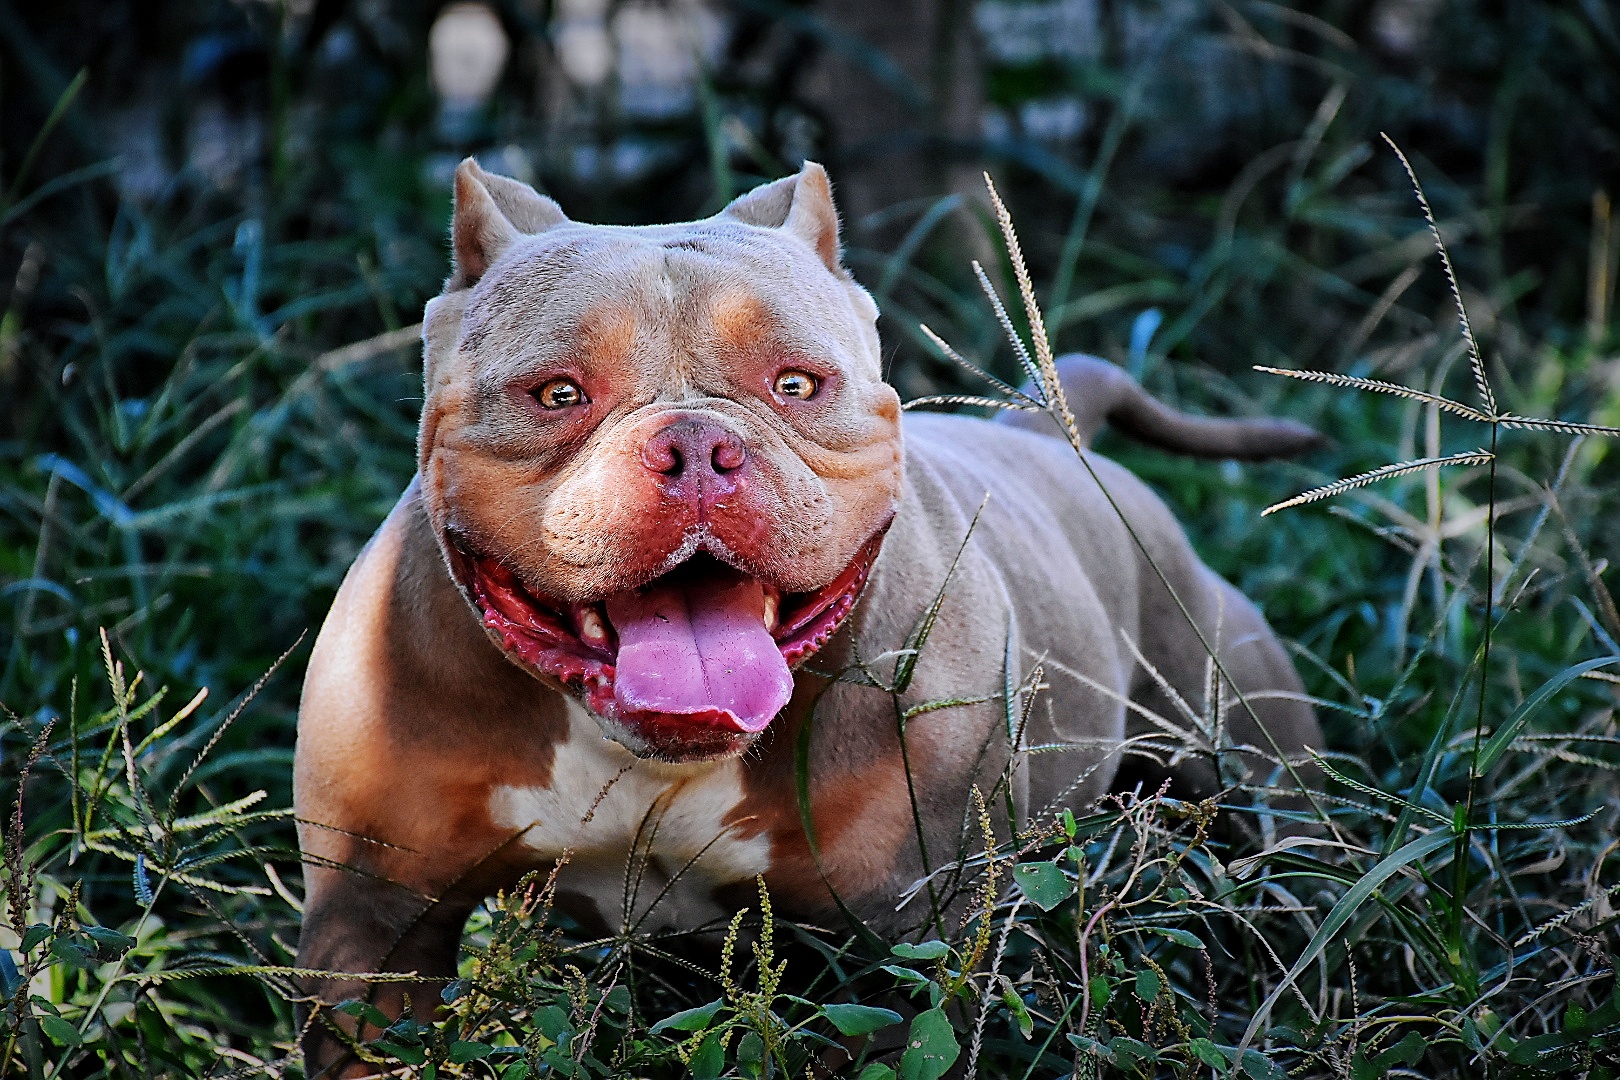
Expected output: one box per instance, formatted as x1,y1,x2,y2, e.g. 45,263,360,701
533,378,586,410
773,370,819,401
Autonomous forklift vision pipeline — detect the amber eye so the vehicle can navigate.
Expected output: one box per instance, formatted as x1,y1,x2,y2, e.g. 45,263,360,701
533,378,586,410
773,370,819,401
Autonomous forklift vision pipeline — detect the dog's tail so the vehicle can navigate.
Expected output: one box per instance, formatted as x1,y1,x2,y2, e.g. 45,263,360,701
995,354,1322,461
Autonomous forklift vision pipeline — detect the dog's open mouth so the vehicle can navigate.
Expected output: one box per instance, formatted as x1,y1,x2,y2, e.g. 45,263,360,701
445,534,882,760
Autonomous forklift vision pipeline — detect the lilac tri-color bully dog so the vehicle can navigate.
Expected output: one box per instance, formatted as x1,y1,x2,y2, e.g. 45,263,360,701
293,160,1321,1071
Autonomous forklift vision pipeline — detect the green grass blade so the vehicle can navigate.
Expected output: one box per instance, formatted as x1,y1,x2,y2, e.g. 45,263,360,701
1237,828,1454,1057
4,66,85,206
1474,655,1620,774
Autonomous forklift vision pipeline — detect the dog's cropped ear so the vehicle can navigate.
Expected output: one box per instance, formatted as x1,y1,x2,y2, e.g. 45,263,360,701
450,158,568,289
721,161,844,274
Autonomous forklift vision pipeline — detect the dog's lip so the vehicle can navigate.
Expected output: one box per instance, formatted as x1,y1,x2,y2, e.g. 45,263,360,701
441,526,885,756
443,531,884,657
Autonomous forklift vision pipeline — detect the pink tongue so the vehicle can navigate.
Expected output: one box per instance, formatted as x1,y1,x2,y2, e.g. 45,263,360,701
604,572,792,733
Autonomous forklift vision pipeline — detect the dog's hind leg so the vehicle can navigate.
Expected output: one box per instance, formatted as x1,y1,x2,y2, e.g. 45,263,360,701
1119,569,1324,837
1202,577,1325,835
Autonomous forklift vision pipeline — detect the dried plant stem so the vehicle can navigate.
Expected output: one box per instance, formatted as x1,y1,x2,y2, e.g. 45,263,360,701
1380,134,1495,417
983,174,1080,445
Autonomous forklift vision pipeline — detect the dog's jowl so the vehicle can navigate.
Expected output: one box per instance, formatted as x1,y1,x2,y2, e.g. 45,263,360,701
293,159,1322,1071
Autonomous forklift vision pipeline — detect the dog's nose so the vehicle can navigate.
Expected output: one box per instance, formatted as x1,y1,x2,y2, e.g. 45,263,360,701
641,419,747,480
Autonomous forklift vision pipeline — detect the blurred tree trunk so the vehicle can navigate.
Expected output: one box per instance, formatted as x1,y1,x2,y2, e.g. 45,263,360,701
799,0,984,229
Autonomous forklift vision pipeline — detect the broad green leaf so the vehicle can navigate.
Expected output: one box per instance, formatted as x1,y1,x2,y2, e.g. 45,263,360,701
1067,1033,1115,1064
1348,1050,1379,1080
542,1048,579,1076
21,923,51,952
1240,1048,1288,1080
335,999,391,1030
1384,1030,1426,1067
377,1040,426,1065
892,939,951,960
1507,1031,1581,1069
1110,1035,1157,1068
999,977,1033,1039
383,1015,426,1040
899,1008,960,1080
823,1003,903,1036
690,1032,725,1080
50,937,91,967
450,1040,493,1063
1142,925,1203,949
857,1066,896,1080
1012,861,1074,910
83,925,136,956
1189,1039,1285,1080
880,963,934,987
649,998,724,1034
40,1014,82,1046
1189,1038,1227,1069
1135,968,1161,1001
737,1030,766,1077
533,1004,572,1039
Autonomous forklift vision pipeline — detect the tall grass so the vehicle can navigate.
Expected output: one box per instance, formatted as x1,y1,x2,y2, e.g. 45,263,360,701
6,150,1620,1074
5,2,1620,1075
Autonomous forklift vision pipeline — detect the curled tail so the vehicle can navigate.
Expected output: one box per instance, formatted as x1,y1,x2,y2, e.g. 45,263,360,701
996,354,1322,461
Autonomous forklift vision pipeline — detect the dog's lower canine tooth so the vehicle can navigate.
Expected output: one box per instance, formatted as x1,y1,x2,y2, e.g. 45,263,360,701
762,592,778,632
579,608,608,646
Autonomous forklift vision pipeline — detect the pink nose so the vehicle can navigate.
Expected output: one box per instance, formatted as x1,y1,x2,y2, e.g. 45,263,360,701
641,419,747,481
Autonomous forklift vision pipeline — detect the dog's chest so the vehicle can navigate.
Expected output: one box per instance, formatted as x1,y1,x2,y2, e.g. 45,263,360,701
486,702,771,930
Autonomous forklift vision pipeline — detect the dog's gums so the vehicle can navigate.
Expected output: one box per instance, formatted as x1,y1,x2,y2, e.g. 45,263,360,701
445,532,884,761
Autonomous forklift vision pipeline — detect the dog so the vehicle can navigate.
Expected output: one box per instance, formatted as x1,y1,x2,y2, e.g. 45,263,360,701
292,159,1322,1072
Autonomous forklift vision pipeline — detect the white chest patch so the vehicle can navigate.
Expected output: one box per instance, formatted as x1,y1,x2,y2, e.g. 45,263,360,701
487,702,772,932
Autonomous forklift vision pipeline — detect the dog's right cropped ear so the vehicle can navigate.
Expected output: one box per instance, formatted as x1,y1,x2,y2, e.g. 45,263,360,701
449,158,568,289
721,162,845,274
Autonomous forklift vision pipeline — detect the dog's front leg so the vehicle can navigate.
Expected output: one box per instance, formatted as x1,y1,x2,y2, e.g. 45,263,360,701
295,862,479,1078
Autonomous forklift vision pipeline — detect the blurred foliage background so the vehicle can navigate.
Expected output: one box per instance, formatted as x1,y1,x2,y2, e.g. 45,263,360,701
3,0,1620,1075
2,0,1618,695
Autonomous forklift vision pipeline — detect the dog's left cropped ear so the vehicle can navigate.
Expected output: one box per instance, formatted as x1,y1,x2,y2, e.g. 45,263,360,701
450,158,568,289
722,162,843,274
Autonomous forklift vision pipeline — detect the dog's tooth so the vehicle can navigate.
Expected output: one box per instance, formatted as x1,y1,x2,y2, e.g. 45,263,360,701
579,608,609,647
762,592,779,632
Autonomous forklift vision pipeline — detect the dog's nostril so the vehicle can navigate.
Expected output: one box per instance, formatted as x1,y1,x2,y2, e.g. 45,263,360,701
641,439,682,475
712,439,745,473
643,420,746,479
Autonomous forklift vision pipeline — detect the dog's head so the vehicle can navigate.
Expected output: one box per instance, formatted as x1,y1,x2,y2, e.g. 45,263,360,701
418,160,902,762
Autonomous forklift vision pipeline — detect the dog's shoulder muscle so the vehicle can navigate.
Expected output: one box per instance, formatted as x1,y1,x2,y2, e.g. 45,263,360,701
295,479,571,896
